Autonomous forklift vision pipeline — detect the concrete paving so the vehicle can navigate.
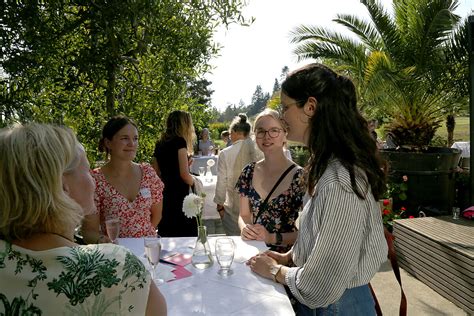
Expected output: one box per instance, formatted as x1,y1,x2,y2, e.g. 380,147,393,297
371,260,468,315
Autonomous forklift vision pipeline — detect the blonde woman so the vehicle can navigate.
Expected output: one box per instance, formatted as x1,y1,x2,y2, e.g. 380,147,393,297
0,123,166,315
237,109,305,251
152,110,197,237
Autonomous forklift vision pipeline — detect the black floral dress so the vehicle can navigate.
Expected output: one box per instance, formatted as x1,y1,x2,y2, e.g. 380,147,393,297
236,162,305,251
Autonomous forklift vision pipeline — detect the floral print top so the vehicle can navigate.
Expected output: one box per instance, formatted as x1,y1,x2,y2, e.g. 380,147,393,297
237,162,305,243
0,241,150,315
92,163,164,238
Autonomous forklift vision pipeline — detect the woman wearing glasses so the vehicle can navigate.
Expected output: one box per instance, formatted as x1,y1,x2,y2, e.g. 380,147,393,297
247,64,387,315
237,108,305,252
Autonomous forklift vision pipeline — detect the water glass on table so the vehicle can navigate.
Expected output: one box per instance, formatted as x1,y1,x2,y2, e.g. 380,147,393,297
199,166,205,177
144,236,165,286
105,218,120,244
452,207,460,220
215,237,235,276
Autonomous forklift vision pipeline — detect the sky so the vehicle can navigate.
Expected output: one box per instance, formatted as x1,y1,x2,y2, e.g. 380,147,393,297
206,0,474,112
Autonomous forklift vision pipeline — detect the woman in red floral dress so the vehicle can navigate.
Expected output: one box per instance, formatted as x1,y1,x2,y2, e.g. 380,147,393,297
82,116,164,242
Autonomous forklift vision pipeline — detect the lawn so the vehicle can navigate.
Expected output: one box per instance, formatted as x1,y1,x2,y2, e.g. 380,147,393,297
436,116,470,142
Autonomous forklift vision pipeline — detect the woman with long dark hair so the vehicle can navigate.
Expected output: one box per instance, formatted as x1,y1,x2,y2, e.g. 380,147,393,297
247,63,388,315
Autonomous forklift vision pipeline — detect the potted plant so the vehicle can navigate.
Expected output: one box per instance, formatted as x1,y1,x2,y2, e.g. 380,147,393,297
290,0,468,213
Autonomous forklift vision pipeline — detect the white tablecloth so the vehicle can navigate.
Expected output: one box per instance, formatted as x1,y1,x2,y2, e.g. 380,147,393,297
200,175,219,220
191,155,218,176
118,237,295,316
451,141,470,158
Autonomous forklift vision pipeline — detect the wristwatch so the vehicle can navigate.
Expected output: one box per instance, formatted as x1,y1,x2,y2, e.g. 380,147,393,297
270,264,282,283
275,232,283,245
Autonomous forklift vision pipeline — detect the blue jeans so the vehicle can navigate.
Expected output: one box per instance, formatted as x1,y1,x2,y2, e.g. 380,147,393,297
296,284,376,316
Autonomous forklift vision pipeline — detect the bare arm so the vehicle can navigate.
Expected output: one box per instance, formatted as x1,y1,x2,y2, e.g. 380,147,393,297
146,281,167,316
150,201,162,227
239,196,261,240
178,148,194,186
238,195,252,229
151,157,161,176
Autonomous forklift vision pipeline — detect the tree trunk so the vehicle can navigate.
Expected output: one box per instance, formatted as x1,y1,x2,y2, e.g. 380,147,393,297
446,114,455,147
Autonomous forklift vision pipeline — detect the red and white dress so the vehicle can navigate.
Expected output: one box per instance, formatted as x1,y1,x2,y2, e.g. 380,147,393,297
92,163,164,238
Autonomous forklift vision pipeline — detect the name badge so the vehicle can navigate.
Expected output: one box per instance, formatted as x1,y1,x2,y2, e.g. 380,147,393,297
140,188,151,198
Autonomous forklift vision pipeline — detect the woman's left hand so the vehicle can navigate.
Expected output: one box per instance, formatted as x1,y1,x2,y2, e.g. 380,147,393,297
247,253,277,280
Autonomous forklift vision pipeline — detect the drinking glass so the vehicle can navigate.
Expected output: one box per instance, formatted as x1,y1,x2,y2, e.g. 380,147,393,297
215,237,235,276
144,236,165,286
105,218,120,244
452,207,460,220
199,166,206,177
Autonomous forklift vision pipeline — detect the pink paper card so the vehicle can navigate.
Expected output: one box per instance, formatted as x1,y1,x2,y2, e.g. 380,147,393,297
161,253,192,266
169,265,192,281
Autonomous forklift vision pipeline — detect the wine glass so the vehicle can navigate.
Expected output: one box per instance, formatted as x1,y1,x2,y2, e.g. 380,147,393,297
144,236,165,286
105,218,120,244
215,237,235,276
199,166,206,177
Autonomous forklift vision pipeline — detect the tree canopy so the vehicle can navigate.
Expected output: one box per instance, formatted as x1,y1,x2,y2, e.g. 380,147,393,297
1,0,252,161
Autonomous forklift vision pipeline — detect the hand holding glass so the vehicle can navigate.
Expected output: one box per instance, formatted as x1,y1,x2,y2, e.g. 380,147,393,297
215,237,235,276
144,236,165,286
105,218,120,244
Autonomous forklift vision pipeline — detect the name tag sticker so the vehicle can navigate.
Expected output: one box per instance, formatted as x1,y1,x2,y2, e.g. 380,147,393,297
140,188,151,198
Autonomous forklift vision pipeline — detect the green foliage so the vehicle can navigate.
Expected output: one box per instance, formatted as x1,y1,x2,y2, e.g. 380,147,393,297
290,145,310,167
1,0,251,163
380,174,411,231
290,0,469,149
209,122,229,141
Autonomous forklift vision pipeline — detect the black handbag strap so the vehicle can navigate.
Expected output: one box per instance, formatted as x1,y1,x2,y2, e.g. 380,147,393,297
253,164,296,224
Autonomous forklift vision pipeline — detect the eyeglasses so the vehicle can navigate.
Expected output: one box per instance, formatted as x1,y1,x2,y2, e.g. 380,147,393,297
255,128,283,139
277,99,305,116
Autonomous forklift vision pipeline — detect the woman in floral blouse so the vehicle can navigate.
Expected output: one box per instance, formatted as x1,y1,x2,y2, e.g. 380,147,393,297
237,108,305,251
0,123,166,315
83,116,164,242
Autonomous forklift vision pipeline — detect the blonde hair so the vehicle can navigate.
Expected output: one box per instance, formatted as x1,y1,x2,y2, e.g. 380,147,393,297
0,123,83,241
254,108,285,131
161,110,195,154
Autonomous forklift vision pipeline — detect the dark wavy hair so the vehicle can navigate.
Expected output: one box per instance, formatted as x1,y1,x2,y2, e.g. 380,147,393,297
99,116,137,158
281,63,386,199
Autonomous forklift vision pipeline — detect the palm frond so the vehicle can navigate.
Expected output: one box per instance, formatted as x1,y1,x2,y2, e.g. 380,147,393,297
290,25,367,71
333,14,383,51
361,0,401,58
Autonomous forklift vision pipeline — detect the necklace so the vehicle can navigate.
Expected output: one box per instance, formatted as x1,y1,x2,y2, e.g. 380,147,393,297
49,232,75,243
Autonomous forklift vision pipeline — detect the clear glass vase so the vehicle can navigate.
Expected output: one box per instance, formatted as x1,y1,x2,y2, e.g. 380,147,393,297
205,166,213,183
192,225,213,269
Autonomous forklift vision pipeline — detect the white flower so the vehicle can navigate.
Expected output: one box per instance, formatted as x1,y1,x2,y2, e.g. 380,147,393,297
182,193,204,219
207,159,215,167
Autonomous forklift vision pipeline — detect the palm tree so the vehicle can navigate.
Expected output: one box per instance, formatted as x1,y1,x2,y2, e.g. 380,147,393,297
290,0,469,150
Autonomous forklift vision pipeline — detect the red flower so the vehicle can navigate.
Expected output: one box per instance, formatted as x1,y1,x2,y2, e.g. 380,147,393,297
409,216,415,219
383,199,390,206
383,209,391,216
400,207,406,211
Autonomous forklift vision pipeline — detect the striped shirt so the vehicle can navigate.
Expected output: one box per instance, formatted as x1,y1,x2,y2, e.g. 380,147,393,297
285,159,387,308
